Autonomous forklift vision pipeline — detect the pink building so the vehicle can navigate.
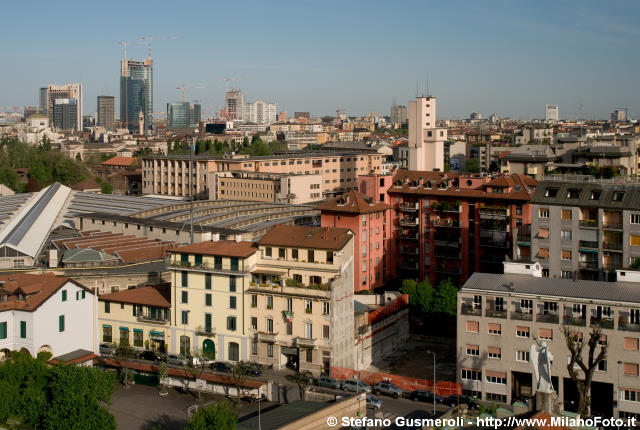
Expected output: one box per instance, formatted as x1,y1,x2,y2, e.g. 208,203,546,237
316,190,391,292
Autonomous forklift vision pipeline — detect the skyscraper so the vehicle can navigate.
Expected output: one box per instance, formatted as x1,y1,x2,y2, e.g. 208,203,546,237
39,87,48,116
408,96,447,171
97,96,115,131
167,102,190,130
390,104,407,125
545,104,559,121
45,84,82,131
225,89,244,120
120,58,153,134
243,99,276,124
190,103,201,127
53,98,78,130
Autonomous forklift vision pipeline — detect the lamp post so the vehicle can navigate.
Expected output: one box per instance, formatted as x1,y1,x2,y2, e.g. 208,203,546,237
182,310,191,356
617,360,623,410
427,350,436,416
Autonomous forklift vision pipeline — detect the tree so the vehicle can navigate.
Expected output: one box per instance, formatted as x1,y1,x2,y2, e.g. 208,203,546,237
186,349,216,400
184,401,237,430
285,370,314,401
466,157,481,173
401,279,434,315
158,362,169,395
488,160,500,173
114,340,136,388
562,326,607,415
24,177,42,192
230,363,250,403
100,182,113,194
432,279,458,316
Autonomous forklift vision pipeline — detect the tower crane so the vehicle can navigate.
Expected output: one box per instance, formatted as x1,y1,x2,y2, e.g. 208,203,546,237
218,77,242,91
140,35,178,59
176,85,205,102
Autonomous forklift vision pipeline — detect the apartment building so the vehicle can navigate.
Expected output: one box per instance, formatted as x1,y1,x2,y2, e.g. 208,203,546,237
457,263,640,419
98,285,171,353
526,176,640,281
248,225,355,374
142,151,383,198
500,145,559,179
210,171,323,204
316,190,391,291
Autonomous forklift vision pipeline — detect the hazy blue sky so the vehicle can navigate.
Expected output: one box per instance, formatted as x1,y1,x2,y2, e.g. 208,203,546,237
1,0,639,119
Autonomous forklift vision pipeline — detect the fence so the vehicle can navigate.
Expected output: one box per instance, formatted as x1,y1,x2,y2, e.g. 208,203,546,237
331,366,461,397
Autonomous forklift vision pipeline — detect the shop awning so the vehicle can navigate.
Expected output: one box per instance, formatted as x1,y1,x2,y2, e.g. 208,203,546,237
119,327,129,331
133,328,143,333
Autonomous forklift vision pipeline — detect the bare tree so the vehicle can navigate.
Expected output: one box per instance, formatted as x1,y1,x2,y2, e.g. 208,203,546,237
286,370,314,401
562,326,607,416
230,363,250,404
158,361,169,395
114,340,136,388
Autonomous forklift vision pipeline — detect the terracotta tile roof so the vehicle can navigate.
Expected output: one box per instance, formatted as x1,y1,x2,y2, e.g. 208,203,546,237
258,225,352,250
70,178,101,191
99,284,171,307
173,240,258,258
0,273,91,312
49,349,98,365
115,244,176,263
101,156,138,167
315,190,391,214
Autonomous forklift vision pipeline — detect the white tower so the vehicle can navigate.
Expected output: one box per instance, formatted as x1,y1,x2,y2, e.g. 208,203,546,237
408,96,447,171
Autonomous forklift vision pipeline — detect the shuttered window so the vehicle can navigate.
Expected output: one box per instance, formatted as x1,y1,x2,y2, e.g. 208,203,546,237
624,363,639,376
561,210,572,220
488,323,501,334
488,347,501,358
466,321,479,333
538,248,549,258
538,229,549,238
625,337,639,351
516,326,530,337
561,250,572,260
539,328,553,339
466,344,480,356
631,236,640,246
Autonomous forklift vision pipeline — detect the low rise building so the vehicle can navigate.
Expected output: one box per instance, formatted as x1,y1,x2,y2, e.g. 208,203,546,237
211,171,323,204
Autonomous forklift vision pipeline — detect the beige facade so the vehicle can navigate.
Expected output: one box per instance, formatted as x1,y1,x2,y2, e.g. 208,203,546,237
211,171,323,204
142,157,210,198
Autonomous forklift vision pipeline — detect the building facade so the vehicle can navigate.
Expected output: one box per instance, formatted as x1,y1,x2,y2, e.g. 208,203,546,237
120,58,153,134
458,264,640,419
243,99,277,125
52,98,78,131
211,171,323,204
390,105,407,126
225,89,245,121
97,96,115,131
46,83,82,132
545,104,559,122
408,96,447,171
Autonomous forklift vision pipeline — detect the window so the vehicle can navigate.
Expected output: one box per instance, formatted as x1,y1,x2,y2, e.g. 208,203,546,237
279,248,286,259
561,210,572,219
466,321,479,333
632,214,640,225
362,230,366,241
495,297,504,311
362,245,366,257
205,273,211,290
230,296,237,309
543,301,558,314
520,299,533,313
58,315,65,332
305,299,312,313
323,325,330,339
306,348,313,363
308,250,315,262
613,191,625,201
286,321,293,335
286,298,293,312
538,248,549,259
266,295,273,309
561,250,572,260
516,350,530,362
624,390,640,402
181,310,189,324
266,247,272,257
590,190,601,200
486,373,507,384
119,328,129,345
227,316,237,331
598,360,607,372
62,290,67,301
631,236,640,247
327,251,333,264
205,293,212,306
362,261,367,272
537,228,549,238
539,328,553,340
181,271,188,287
305,322,313,338
104,301,110,313
539,208,549,218
466,344,480,356
181,291,188,304
566,189,580,199
133,330,143,347
102,325,112,342
561,230,572,240
252,339,258,355
267,343,273,357
473,295,482,310
362,214,367,227
488,323,501,335
322,302,330,315
625,337,639,351
488,347,501,359
516,326,530,338
544,188,558,197
631,309,640,324
461,369,481,381
292,249,299,259
230,276,236,292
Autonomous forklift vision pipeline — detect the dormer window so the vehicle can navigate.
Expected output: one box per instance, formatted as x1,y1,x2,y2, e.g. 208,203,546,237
425,181,432,189
18,294,25,301
544,188,558,197
590,190,601,200
566,189,580,199
438,182,447,189
613,191,625,201
492,187,504,194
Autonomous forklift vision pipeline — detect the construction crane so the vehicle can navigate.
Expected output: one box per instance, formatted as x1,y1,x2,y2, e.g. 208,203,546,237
117,40,144,62
176,85,205,102
218,77,242,92
139,35,178,59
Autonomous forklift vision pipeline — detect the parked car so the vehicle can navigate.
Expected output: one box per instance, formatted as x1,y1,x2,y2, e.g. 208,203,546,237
342,378,372,393
317,376,342,390
212,361,233,373
444,394,479,410
137,350,160,361
192,355,215,367
373,381,404,398
241,363,262,377
166,354,189,366
366,396,383,410
99,343,116,356
406,390,444,404
241,394,267,404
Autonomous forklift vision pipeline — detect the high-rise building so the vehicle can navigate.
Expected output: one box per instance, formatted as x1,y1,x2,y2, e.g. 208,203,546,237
45,84,82,132
408,96,446,171
390,104,407,125
225,89,244,121
243,99,276,124
611,109,627,122
97,96,115,131
167,102,190,130
39,87,48,116
52,98,78,131
545,104,559,121
120,58,153,134
190,103,201,127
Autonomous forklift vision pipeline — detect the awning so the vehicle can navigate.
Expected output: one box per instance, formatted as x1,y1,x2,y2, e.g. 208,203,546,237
133,328,143,333
579,249,598,254
119,327,129,331
149,331,165,340
252,268,287,275
102,324,112,328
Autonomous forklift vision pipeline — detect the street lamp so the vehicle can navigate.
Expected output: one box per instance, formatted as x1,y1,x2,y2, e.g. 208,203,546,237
427,350,436,416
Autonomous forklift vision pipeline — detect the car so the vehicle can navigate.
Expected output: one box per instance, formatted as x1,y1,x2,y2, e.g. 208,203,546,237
317,376,342,390
166,354,189,366
444,394,479,410
212,361,233,373
406,390,444,404
192,355,215,366
342,378,372,393
366,396,383,410
137,350,160,361
373,381,404,398
241,364,262,377
99,343,116,356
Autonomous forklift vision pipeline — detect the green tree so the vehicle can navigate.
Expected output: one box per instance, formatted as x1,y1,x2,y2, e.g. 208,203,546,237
230,363,250,403
114,340,136,387
488,160,500,173
432,279,458,316
285,370,314,401
185,401,237,430
100,182,113,194
466,157,481,173
401,279,434,314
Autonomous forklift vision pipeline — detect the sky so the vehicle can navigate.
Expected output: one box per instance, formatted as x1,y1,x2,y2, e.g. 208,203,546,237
1,0,639,119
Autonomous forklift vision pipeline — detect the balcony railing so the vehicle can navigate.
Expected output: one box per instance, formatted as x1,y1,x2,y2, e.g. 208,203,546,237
511,310,533,321
400,233,419,240
170,261,248,273
399,262,419,271
579,261,599,269
196,326,216,336
461,304,482,316
400,247,419,255
432,219,460,228
434,239,460,248
590,317,614,329
603,242,623,251
579,220,599,228
578,240,599,249
399,218,419,227
602,222,623,230
434,266,461,275
434,250,461,260
536,313,559,324
603,262,622,271
563,316,587,327
399,202,419,212
295,337,317,348
137,315,170,325
485,309,507,319
619,322,640,332
479,239,509,248
479,207,509,219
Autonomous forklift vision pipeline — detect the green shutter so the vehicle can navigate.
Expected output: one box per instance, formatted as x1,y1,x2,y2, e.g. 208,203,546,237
20,321,26,338
105,301,110,313
0,322,6,339
82,290,86,299
59,315,65,332
62,290,67,301
133,305,137,316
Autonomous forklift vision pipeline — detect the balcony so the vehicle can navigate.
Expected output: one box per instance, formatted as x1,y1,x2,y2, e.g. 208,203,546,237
517,225,532,242
563,316,587,327
511,311,533,321
400,232,419,240
196,326,216,336
603,222,623,230
399,262,419,271
399,202,419,212
295,337,317,348
479,221,508,232
137,315,170,325
590,317,614,329
434,266,461,275
485,309,507,319
399,217,419,228
480,255,505,265
434,249,461,260
603,242,623,251
479,207,509,219
479,239,509,248
461,304,482,316
170,261,250,274
432,219,460,228
399,247,419,255
578,240,599,249
434,239,460,248
579,261,599,269
536,313,559,324
579,220,599,229
431,202,461,213
257,332,278,343
603,262,622,271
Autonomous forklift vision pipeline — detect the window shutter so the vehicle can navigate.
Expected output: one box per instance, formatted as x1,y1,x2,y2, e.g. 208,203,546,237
539,328,553,339
625,337,639,351
487,347,501,355
466,321,479,333
624,363,639,376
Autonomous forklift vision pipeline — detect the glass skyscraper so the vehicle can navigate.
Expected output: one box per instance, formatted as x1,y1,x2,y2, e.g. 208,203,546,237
120,58,153,134
167,102,191,130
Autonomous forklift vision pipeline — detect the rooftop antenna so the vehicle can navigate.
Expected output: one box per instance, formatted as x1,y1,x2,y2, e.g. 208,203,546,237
426,74,429,97
416,78,419,98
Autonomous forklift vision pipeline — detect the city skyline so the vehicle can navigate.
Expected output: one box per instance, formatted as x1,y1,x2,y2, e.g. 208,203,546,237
1,0,639,119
